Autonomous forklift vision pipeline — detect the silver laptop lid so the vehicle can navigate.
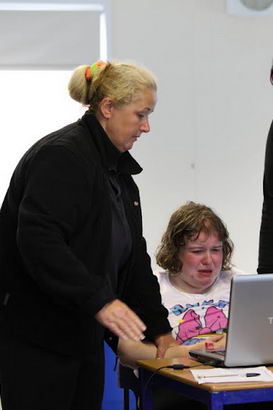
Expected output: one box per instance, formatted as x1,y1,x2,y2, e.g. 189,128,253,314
224,273,273,367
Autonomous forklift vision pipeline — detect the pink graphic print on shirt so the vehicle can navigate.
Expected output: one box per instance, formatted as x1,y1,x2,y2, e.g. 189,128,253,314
176,304,228,344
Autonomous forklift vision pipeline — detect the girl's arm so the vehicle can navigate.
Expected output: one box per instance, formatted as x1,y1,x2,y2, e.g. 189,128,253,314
118,334,226,369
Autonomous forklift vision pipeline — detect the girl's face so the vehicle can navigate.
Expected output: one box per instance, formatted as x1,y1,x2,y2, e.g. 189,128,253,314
177,231,223,293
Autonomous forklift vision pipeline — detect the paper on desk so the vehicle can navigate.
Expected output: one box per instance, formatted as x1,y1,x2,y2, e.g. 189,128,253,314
191,366,273,384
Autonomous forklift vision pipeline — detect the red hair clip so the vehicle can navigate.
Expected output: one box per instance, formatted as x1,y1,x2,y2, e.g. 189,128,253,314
85,60,106,81
85,66,92,81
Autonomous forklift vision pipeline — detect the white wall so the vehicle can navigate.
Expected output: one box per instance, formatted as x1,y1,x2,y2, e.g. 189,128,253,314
0,70,82,194
110,0,273,273
1,0,273,275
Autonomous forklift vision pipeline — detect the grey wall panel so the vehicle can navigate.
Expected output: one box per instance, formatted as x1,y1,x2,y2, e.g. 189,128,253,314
0,11,100,68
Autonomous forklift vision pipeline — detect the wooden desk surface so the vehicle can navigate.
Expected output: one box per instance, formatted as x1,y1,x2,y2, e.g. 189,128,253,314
137,357,273,392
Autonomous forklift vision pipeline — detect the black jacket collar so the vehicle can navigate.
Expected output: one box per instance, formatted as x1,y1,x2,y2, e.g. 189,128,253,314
82,112,142,176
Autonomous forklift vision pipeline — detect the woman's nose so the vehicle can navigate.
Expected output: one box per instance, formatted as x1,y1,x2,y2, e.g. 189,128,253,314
141,118,150,133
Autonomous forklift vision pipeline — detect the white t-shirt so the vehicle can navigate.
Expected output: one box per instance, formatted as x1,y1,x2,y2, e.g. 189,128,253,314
154,269,238,346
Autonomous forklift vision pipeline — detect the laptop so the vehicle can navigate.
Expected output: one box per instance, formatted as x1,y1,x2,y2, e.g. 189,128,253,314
189,273,273,367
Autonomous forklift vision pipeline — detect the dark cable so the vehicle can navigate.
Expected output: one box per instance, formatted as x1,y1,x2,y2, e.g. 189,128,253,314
168,364,189,370
141,363,203,408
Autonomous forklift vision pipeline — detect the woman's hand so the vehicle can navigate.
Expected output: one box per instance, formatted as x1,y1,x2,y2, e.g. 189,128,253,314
95,299,146,341
154,333,178,359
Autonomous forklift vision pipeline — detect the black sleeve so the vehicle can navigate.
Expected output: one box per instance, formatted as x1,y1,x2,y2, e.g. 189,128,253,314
17,145,115,315
258,121,273,273
127,237,172,340
117,172,172,339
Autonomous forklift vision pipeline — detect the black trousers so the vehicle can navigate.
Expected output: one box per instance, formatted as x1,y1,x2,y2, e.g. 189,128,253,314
0,325,104,410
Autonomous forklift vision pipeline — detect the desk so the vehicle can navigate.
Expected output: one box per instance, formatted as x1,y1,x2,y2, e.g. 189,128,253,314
137,358,273,410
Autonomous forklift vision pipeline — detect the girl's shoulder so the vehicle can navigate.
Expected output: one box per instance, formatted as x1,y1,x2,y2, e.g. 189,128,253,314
219,266,251,284
153,270,169,285
222,266,251,277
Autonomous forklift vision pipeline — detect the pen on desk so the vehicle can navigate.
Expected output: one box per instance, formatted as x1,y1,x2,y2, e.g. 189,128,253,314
199,372,260,379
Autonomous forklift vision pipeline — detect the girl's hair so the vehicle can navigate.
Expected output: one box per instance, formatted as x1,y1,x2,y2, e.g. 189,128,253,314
156,201,234,273
68,60,157,112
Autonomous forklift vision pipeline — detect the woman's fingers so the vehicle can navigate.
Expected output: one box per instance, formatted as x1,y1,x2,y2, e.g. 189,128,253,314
95,299,146,341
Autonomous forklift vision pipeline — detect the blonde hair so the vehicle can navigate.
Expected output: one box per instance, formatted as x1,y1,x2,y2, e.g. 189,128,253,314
68,61,157,112
156,201,234,274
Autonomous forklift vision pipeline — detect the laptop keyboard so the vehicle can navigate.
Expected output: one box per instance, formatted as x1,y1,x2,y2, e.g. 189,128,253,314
214,350,225,356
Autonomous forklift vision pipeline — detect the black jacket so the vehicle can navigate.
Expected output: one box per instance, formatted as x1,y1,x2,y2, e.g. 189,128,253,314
0,112,171,356
258,121,273,273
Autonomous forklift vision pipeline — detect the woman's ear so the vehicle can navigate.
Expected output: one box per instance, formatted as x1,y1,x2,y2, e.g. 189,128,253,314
98,97,114,119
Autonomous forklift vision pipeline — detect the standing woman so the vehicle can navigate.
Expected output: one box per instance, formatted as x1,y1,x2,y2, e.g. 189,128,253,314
0,60,173,410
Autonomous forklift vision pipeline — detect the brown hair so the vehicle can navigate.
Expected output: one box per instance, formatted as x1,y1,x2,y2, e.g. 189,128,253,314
156,201,233,273
68,60,157,113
